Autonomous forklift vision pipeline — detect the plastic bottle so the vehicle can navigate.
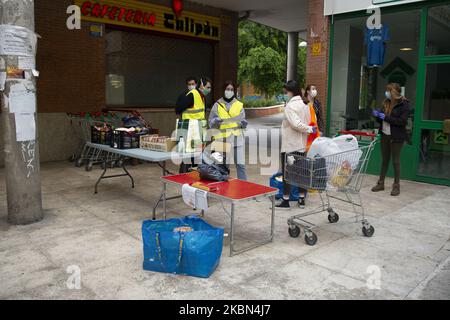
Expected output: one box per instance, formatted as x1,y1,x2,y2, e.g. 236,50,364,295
178,137,185,154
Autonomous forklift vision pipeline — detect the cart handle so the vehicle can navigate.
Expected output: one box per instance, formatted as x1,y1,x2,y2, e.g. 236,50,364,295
339,130,377,138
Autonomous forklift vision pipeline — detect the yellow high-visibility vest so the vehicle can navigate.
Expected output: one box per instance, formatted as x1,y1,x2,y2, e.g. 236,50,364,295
182,89,206,120
214,99,244,140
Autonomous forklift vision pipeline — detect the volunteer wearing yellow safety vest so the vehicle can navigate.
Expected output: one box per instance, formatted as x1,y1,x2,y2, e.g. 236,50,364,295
209,81,248,181
175,76,212,173
175,77,212,120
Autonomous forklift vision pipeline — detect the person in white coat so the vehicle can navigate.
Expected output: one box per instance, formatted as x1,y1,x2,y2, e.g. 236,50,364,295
276,80,317,209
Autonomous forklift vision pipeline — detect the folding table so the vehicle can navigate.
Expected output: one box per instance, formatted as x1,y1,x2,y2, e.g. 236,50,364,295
155,173,278,256
86,142,199,196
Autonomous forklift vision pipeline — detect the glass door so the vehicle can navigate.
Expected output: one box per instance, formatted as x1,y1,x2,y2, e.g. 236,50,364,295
414,3,450,185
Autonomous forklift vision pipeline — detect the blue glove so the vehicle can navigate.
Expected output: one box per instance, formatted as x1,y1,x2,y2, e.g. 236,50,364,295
240,119,248,129
378,113,386,121
372,110,380,117
211,117,223,127
311,126,317,134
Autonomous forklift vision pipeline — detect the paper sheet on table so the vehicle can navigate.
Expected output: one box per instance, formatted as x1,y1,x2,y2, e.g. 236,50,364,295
15,113,35,142
8,81,36,113
182,184,208,211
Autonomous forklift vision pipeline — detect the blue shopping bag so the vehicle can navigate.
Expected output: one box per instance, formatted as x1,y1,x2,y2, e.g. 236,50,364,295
269,172,300,201
142,216,224,278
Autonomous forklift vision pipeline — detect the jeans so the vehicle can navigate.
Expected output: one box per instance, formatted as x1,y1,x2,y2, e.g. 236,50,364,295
379,133,404,184
281,152,307,199
233,144,247,181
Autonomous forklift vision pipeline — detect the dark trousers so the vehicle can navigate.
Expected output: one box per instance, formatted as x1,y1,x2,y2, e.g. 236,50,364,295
379,133,404,184
281,152,307,199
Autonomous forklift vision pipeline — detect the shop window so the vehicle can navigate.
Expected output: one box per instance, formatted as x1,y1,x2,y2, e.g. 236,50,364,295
423,63,450,121
426,5,450,56
418,129,450,179
329,10,420,141
106,29,214,107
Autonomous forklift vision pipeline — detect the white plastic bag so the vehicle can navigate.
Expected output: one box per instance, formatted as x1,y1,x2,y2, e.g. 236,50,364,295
332,135,362,170
307,137,341,159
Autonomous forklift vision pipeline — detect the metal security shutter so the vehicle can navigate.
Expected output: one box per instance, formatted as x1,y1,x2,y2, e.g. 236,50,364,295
106,29,214,107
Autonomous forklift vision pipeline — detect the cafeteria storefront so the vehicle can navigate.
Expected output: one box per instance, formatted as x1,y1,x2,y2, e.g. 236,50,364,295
325,0,450,186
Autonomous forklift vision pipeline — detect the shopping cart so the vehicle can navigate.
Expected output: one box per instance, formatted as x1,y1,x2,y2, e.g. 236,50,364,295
285,131,378,246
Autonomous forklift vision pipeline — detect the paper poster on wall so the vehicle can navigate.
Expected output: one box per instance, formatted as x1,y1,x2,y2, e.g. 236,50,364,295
0,25,37,56
8,81,36,114
15,113,36,142
18,56,36,69
0,72,6,91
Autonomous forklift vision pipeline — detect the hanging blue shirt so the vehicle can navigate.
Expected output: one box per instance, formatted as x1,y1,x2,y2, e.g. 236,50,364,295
365,25,390,67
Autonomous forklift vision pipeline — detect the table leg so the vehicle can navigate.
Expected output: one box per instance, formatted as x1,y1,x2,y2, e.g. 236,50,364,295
163,182,167,220
270,195,275,241
122,160,135,189
230,202,235,257
94,159,108,194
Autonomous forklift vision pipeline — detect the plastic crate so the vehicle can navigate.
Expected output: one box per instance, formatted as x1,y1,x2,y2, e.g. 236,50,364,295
112,130,140,149
140,135,177,152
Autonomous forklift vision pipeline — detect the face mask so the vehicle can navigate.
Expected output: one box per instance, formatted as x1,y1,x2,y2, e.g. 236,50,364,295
201,88,211,96
284,93,293,102
224,90,234,99
310,89,318,98
385,91,391,100
188,85,196,91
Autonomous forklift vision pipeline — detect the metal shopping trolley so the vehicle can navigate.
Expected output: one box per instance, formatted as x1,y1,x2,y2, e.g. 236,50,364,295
285,131,378,246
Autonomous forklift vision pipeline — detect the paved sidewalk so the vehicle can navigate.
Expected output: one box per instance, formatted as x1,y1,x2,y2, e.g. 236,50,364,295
0,161,449,300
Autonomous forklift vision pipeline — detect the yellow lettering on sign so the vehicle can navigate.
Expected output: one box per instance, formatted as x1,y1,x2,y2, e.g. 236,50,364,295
74,0,221,41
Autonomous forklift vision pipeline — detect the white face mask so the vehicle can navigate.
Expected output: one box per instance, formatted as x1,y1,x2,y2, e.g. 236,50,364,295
188,85,196,91
310,89,318,98
224,90,234,100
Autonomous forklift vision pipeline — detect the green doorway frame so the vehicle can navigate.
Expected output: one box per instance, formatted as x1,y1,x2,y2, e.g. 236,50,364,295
325,0,450,187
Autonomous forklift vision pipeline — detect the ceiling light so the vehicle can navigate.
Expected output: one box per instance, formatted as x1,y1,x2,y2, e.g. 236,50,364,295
400,47,413,51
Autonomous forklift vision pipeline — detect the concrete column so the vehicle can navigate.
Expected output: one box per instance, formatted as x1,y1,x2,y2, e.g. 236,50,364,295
0,0,43,225
287,32,299,82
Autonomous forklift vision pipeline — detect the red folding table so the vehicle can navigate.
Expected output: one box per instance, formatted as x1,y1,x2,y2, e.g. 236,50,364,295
153,173,278,256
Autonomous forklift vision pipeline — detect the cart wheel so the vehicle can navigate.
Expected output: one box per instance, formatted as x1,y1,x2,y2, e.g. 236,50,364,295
305,232,318,246
75,158,84,168
288,225,301,238
85,162,93,172
362,225,375,237
328,212,340,224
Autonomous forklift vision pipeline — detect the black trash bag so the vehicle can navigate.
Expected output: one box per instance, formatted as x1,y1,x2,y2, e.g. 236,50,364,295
122,115,147,128
198,163,230,182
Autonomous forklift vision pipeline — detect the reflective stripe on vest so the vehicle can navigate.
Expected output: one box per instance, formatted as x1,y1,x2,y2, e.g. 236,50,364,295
214,100,244,140
182,89,206,120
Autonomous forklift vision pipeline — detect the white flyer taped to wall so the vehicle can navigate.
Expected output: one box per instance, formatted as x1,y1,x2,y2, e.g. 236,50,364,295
8,81,36,114
0,25,37,56
18,56,36,69
15,113,36,142
0,72,6,91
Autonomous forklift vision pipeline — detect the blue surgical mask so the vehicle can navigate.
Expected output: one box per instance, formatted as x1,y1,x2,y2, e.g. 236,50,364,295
202,88,211,96
385,91,391,100
284,93,293,103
